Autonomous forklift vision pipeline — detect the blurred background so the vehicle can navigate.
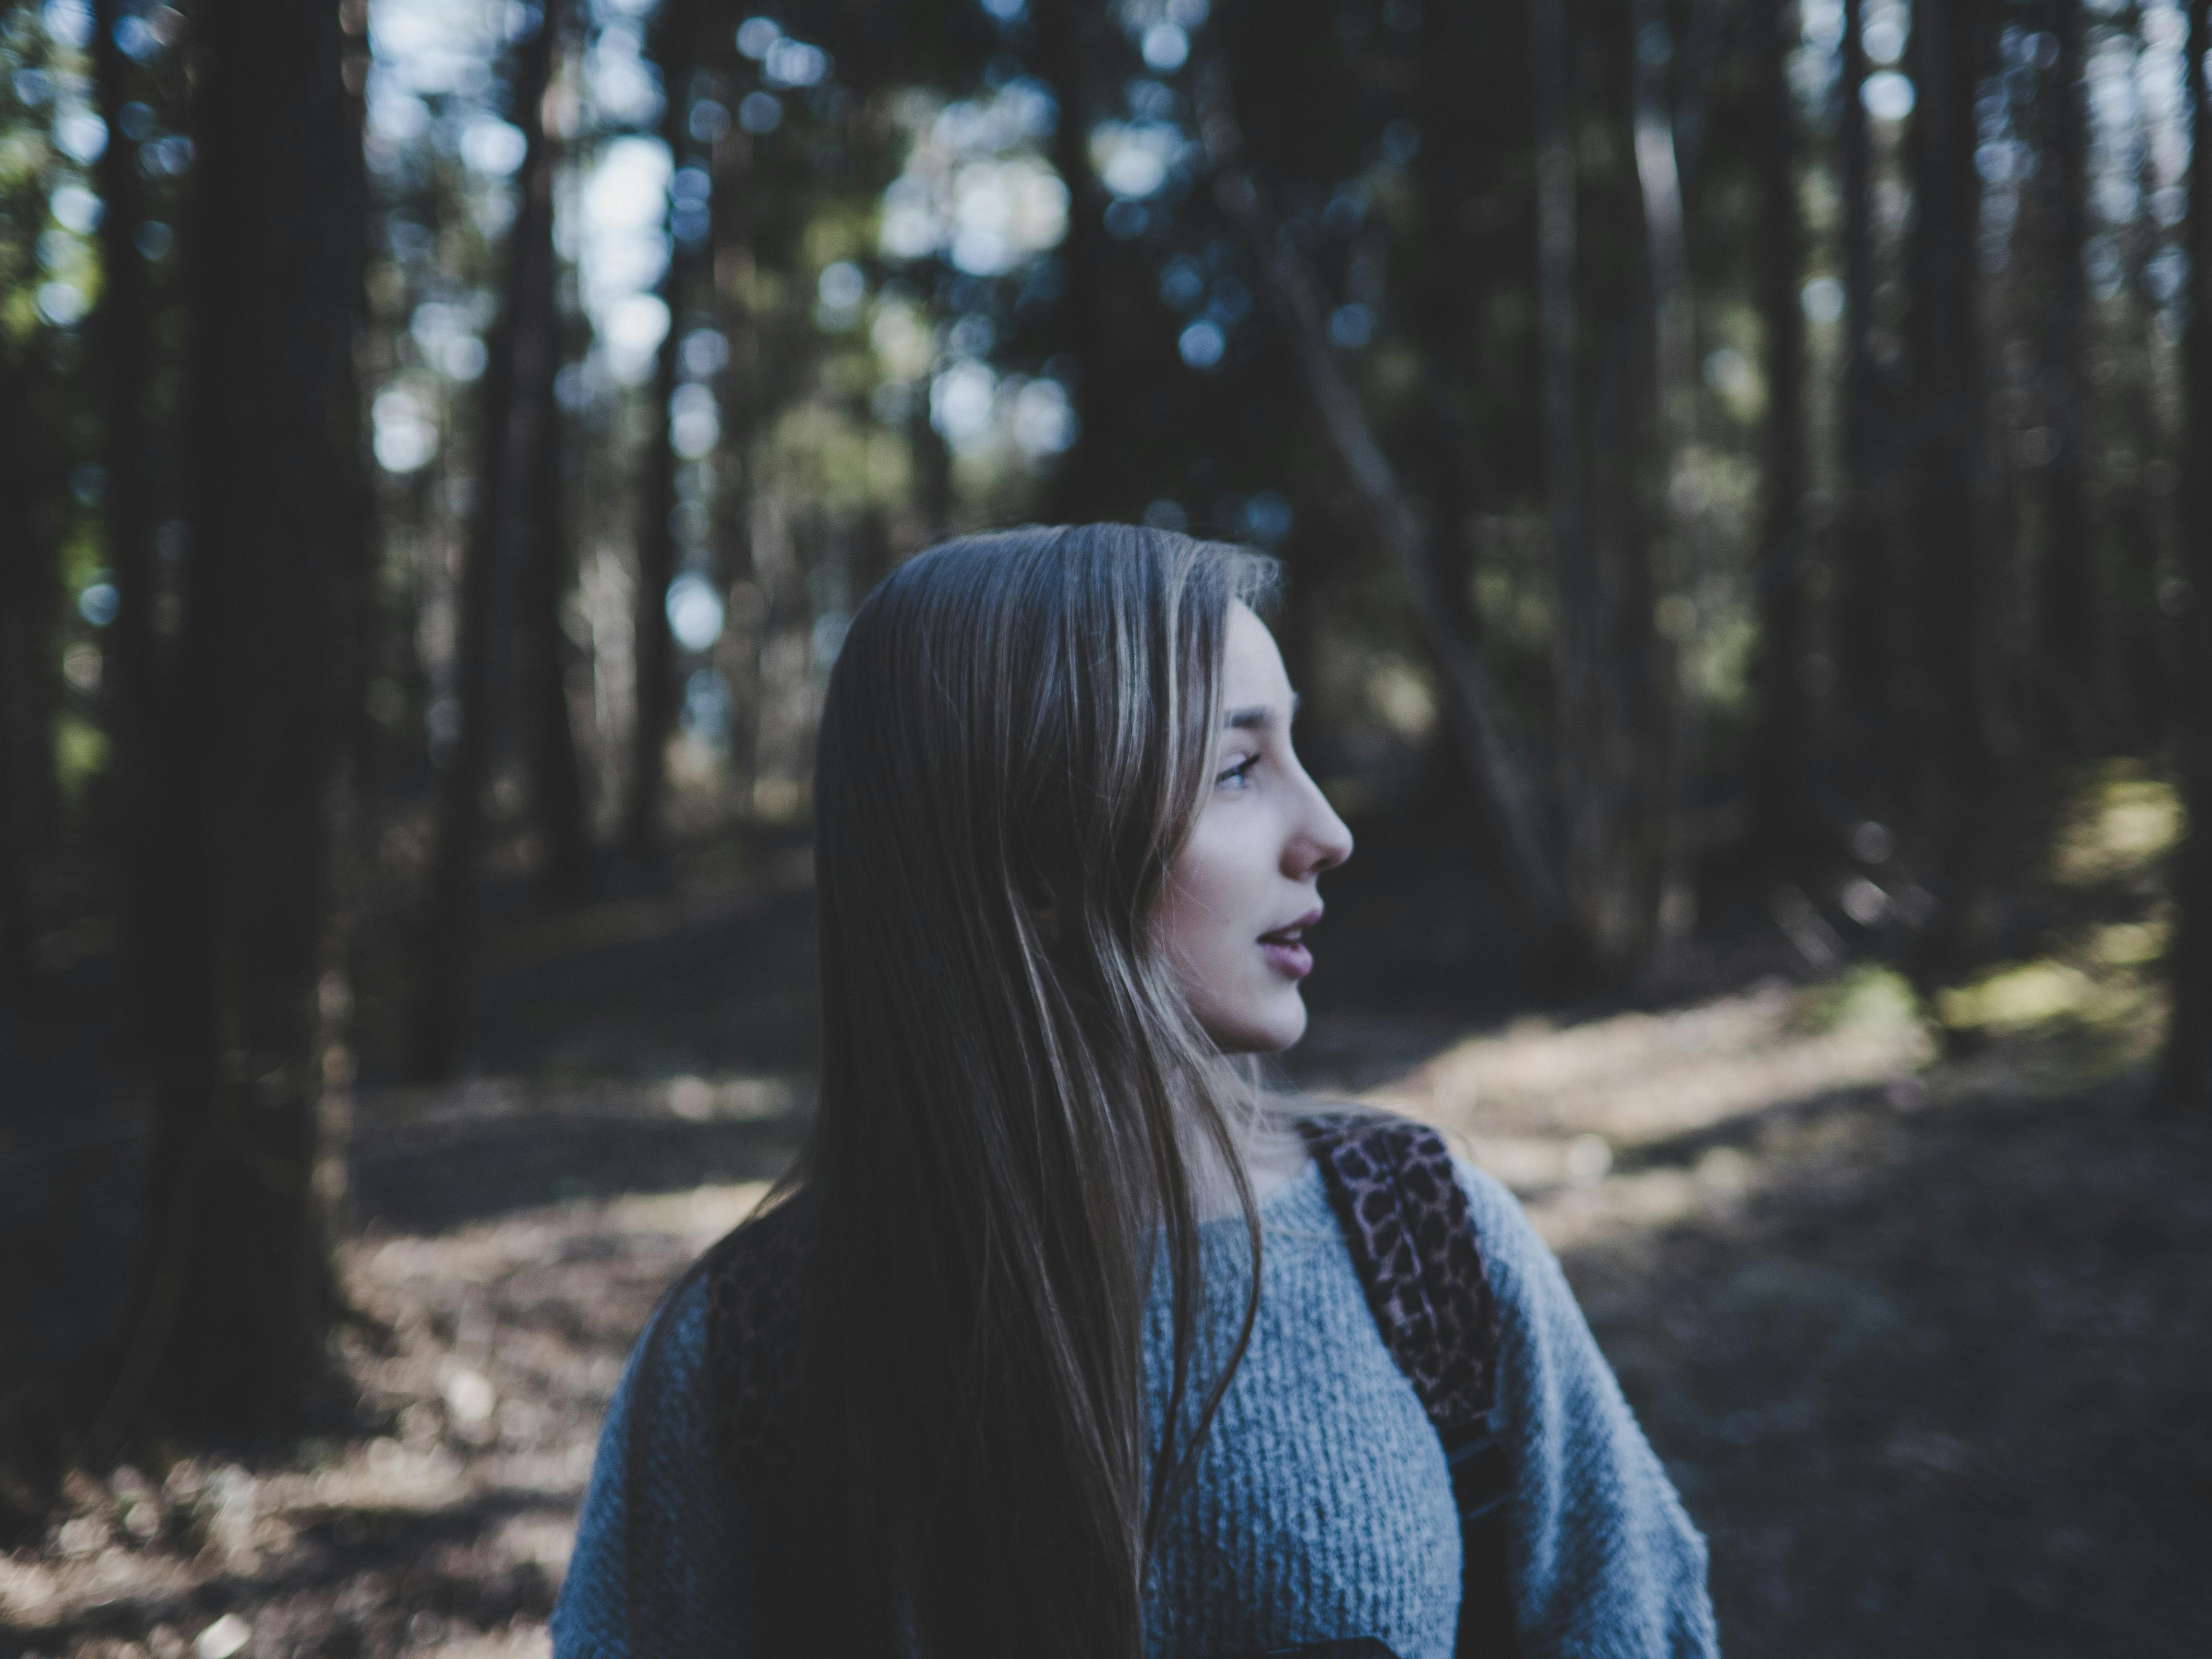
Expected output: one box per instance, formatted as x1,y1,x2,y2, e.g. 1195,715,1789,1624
1,0,2209,1651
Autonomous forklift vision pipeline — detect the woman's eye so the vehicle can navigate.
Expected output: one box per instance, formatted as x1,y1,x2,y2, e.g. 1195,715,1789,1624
1216,754,1259,788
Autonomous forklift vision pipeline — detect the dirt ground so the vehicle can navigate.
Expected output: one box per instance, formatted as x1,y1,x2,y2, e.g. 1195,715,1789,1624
4,775,2207,1658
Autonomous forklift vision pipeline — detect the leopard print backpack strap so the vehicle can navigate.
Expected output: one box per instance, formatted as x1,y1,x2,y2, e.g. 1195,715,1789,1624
1298,1113,1517,1659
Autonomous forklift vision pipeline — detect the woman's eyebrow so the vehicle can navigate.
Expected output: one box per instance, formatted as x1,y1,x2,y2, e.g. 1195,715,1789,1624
1223,694,1299,730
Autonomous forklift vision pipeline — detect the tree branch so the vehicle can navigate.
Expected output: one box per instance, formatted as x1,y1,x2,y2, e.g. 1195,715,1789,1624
1196,68,1564,923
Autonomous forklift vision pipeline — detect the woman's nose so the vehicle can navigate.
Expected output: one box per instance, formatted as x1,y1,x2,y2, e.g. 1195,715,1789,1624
1295,780,1354,877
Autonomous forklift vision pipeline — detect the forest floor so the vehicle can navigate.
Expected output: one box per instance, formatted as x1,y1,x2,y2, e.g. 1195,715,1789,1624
3,768,2208,1658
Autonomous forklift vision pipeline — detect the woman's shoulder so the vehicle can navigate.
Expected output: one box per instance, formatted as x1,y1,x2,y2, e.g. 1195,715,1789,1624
623,1195,810,1377
590,1194,817,1487
555,1214,796,1658
1273,1095,1554,1285
698,1194,812,1343
1444,1153,1549,1269
690,1193,815,1478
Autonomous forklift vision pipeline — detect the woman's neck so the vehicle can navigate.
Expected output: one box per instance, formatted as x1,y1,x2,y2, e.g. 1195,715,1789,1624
1178,1071,1309,1220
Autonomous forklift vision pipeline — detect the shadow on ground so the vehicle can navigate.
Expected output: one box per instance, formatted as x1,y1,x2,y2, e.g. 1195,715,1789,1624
353,1114,805,1237
1570,1073,2212,1655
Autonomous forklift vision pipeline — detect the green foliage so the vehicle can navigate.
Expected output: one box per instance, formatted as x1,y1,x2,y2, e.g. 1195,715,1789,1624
53,710,108,806
1798,962,1921,1039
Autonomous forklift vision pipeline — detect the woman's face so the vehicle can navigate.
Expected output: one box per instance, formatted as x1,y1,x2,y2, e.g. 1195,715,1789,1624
1157,602,1355,1053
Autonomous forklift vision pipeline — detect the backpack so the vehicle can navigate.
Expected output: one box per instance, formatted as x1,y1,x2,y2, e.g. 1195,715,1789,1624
697,1113,1515,1659
1297,1113,1515,1659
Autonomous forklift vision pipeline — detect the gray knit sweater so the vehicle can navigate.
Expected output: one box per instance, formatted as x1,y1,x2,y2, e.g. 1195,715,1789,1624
551,1159,1719,1658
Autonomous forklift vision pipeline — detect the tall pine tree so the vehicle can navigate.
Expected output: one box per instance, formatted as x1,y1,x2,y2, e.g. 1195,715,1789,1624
96,0,363,1442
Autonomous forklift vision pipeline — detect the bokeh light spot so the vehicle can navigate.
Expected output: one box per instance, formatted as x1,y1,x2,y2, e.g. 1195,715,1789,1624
1141,24,1189,72
372,386,439,473
1178,319,1225,369
36,282,88,327
1327,303,1374,349
738,91,782,134
734,17,780,59
1801,276,1844,324
670,384,721,458
1862,71,1915,120
77,580,119,627
667,573,726,652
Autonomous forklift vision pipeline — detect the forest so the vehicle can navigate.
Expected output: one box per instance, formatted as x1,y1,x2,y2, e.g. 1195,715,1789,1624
0,0,2208,1651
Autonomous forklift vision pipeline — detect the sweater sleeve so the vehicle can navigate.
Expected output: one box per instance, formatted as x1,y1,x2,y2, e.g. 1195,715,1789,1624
551,1270,757,1659
1454,1162,1720,1659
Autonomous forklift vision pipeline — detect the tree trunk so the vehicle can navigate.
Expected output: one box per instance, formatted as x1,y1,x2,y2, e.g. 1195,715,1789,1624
1404,0,1524,840
93,0,359,1446
1530,0,1592,923
1750,0,1812,864
2114,32,2172,750
511,0,593,898
1031,0,1128,521
1631,0,1706,960
909,376,953,541
90,0,165,1043
331,6,376,816
1530,0,1651,976
1408,0,1509,650
2035,0,2096,747
1197,67,1566,935
0,670,29,1007
1831,0,1895,815
1580,298,1665,974
620,24,694,866
1905,0,1993,974
708,123,766,805
411,4,563,1078
2162,0,2212,1107
0,343,58,1007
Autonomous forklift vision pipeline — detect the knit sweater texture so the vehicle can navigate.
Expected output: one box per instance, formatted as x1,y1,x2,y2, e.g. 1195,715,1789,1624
551,1157,1719,1659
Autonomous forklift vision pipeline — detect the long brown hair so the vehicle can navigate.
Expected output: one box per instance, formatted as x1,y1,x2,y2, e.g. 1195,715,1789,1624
784,524,1278,1655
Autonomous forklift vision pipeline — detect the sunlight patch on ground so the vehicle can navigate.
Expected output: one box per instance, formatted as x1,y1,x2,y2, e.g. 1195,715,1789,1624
1937,959,2101,1034
595,1177,774,1238
421,1626,552,1658
1932,772,2174,1057
1363,970,1931,1171
1345,970,1936,1258
2049,769,2180,888
359,1179,771,1278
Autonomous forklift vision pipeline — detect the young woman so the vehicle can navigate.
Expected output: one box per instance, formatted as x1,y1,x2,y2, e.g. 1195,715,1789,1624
552,525,1717,1659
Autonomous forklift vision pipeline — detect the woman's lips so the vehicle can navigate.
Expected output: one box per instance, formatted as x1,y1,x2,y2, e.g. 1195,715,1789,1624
1258,908,1321,980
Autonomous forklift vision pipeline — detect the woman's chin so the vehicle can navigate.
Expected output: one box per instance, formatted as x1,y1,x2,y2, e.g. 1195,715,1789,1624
1204,993,1310,1056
